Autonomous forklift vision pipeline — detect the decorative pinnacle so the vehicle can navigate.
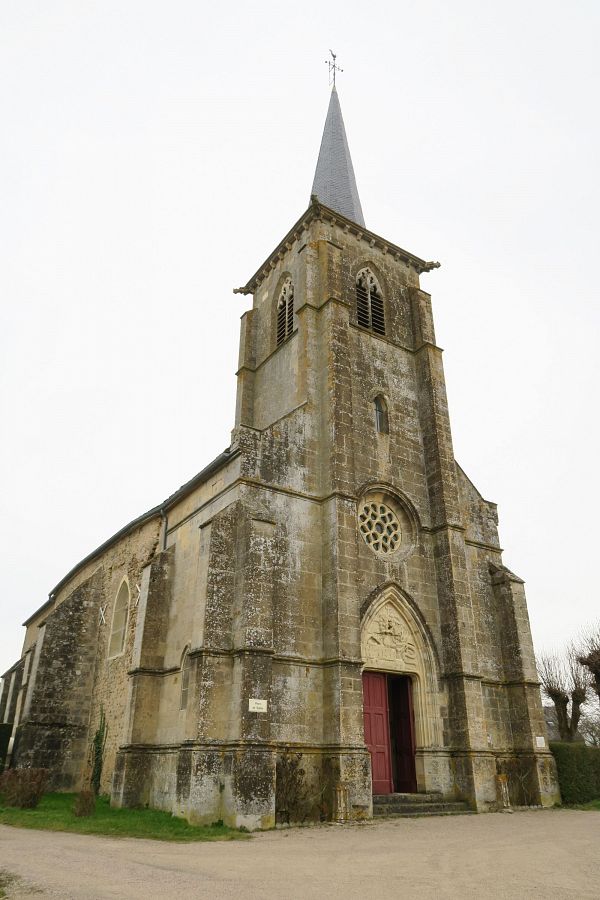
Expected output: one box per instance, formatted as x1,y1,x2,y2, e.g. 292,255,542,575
325,50,343,87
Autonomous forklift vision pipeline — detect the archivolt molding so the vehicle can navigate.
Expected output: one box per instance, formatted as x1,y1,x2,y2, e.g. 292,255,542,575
350,258,389,298
368,388,390,404
361,585,442,748
115,575,130,601
356,481,422,533
272,269,293,301
356,482,421,564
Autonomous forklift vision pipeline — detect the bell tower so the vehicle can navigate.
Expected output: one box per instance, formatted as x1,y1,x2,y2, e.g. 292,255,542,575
229,83,559,819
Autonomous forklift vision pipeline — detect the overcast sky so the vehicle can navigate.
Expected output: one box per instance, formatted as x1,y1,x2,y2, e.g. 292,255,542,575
1,1,599,673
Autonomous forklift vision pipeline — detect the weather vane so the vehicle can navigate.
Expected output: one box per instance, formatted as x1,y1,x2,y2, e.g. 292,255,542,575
325,50,343,87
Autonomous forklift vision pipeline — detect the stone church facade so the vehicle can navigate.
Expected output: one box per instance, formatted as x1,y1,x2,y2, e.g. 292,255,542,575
1,87,559,828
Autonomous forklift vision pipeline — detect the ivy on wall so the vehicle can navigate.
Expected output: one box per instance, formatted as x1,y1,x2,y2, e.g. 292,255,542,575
90,707,107,796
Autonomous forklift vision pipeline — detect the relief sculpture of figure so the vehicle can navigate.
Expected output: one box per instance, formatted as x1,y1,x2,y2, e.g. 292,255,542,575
369,607,416,663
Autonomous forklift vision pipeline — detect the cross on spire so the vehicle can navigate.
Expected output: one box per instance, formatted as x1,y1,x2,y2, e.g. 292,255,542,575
325,50,343,87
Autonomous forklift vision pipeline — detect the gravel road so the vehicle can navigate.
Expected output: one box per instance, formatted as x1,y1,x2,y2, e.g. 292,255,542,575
1,809,598,899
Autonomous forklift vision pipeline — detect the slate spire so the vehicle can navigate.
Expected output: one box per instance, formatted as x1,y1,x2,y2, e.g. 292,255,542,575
311,86,365,227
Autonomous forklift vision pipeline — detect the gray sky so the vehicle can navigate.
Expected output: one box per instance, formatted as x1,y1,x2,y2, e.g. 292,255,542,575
1,1,599,673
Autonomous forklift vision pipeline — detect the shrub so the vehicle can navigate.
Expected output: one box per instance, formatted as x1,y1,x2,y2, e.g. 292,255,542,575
90,707,107,796
275,752,308,824
550,741,600,804
0,768,49,808
73,789,96,817
496,757,539,806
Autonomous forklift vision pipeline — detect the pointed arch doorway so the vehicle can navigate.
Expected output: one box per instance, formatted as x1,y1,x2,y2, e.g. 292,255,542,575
362,670,416,793
361,586,441,796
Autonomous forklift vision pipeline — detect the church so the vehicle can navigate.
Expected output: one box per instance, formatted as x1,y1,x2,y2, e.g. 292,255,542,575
0,84,560,828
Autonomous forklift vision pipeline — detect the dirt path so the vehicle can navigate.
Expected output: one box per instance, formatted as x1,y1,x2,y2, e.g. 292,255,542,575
0,809,598,899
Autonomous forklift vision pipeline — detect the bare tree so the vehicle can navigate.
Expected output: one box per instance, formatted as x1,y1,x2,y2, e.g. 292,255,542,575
578,700,600,747
537,645,592,741
577,623,600,701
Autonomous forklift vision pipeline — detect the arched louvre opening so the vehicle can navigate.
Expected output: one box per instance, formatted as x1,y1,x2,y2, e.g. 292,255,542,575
276,277,294,346
356,268,385,336
356,277,370,328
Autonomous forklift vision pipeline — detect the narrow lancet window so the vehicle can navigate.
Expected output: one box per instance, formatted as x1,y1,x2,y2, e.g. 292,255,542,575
276,277,295,346
374,395,389,434
356,268,385,336
108,581,129,658
180,648,191,710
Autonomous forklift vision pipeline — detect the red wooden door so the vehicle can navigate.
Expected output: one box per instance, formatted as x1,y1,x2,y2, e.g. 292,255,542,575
362,671,393,794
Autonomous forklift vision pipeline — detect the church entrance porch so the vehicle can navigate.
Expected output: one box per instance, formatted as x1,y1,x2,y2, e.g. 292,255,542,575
360,585,454,800
362,671,417,795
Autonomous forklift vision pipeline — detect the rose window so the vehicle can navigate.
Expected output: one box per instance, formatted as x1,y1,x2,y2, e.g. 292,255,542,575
359,502,402,555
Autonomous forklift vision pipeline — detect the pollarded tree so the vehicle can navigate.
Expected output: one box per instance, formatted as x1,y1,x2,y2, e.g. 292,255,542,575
578,624,600,701
578,700,600,747
537,644,592,741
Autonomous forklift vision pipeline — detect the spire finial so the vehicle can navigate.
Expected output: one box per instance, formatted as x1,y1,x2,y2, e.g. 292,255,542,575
325,50,343,87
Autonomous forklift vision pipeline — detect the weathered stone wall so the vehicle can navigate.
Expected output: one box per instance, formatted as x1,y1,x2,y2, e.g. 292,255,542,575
13,518,162,792
14,571,103,789
0,661,23,726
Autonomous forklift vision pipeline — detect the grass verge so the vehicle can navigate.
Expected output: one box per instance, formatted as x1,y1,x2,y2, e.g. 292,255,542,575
569,799,600,811
0,870,17,898
0,793,248,842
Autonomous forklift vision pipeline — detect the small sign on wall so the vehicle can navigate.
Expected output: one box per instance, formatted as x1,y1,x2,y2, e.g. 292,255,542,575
249,698,268,713
536,736,546,748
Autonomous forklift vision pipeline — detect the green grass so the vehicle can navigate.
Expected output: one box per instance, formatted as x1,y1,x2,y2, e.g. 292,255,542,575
569,799,600,811
0,793,248,842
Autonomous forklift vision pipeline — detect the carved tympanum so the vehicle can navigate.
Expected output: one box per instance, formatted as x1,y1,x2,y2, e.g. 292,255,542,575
365,605,417,665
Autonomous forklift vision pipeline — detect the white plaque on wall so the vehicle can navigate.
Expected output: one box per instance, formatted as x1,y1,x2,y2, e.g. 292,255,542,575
249,698,268,713
536,736,546,748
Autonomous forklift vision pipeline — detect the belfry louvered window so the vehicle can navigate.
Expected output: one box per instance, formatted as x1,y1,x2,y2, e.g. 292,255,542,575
276,277,294,346
356,268,385,336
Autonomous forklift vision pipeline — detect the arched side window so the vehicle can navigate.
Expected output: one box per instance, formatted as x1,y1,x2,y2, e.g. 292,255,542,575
108,581,129,658
374,395,389,434
276,277,294,346
180,647,192,710
356,268,385,336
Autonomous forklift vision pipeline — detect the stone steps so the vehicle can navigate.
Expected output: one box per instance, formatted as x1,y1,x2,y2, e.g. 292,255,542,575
372,793,473,818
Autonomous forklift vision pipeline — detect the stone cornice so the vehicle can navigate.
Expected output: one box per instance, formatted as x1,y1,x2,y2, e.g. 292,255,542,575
489,562,526,585
127,665,179,678
191,647,363,668
118,740,554,757
119,740,369,753
233,198,440,295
